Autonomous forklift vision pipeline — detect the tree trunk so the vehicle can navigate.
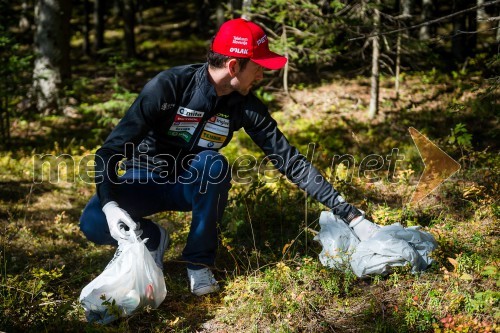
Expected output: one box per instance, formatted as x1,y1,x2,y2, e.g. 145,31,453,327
19,0,30,32
83,0,91,55
241,0,252,19
197,0,210,33
230,0,242,18
401,0,411,18
466,9,477,57
94,0,105,51
113,0,121,16
368,0,380,120
452,0,467,62
497,21,500,43
137,0,144,24
477,0,487,20
216,3,225,29
121,0,136,58
33,0,71,113
282,24,289,95
419,0,433,40
395,28,401,100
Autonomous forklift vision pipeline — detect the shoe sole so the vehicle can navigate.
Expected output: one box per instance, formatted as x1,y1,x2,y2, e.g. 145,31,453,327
192,284,220,296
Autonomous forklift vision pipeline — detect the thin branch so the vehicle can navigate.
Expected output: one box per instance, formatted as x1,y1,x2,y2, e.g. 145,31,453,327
478,15,500,22
349,0,500,41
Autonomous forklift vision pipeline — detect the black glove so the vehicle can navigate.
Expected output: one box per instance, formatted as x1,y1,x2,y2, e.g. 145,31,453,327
331,202,362,223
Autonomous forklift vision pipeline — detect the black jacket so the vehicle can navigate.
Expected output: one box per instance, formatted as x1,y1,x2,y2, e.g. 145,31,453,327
95,63,347,212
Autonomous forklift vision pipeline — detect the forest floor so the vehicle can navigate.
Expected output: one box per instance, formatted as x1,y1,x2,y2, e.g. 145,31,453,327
0,58,498,332
1,2,499,332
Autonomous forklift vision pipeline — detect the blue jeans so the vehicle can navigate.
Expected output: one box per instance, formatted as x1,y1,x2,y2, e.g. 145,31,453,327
79,150,232,269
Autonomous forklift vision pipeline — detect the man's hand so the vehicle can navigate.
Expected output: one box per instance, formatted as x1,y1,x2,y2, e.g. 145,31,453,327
331,199,380,241
349,213,380,241
102,201,138,241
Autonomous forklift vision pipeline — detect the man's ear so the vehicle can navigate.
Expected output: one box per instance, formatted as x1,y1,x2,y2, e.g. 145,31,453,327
227,59,239,77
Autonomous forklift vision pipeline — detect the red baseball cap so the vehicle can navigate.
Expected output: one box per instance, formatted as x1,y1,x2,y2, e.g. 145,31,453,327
211,18,287,70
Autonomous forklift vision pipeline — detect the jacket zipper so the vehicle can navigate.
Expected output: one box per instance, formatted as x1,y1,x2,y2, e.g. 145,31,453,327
189,119,208,150
189,96,221,150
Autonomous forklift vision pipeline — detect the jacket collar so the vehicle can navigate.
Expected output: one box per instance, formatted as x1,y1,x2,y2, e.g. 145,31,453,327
196,62,246,108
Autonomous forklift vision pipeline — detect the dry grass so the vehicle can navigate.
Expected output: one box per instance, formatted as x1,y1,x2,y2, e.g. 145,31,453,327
1,68,499,332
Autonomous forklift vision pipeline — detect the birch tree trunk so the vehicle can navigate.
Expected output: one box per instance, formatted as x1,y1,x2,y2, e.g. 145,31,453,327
368,0,380,120
216,3,225,29
401,0,411,18
241,0,252,19
419,0,433,40
19,0,30,32
477,0,487,20
282,24,289,95
497,15,500,43
33,0,71,113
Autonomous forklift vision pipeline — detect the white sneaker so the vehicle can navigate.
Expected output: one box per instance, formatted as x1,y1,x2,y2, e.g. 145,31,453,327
187,268,220,296
349,215,380,241
149,222,169,270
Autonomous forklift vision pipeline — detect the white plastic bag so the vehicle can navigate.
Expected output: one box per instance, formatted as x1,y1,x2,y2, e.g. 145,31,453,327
350,223,437,278
313,211,360,270
79,237,167,324
315,212,438,278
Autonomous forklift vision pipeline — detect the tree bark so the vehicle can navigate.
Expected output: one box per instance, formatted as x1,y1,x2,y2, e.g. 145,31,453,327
19,0,30,32
466,8,477,55
497,19,500,43
241,0,252,19
83,0,91,55
368,0,380,120
94,0,105,51
452,0,468,62
282,24,289,95
401,0,411,18
121,0,136,58
33,0,71,113
216,3,225,29
395,28,401,100
197,0,210,33
477,0,487,20
230,0,240,18
419,0,433,40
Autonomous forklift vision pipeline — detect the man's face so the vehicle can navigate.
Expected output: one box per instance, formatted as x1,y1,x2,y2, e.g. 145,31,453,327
231,61,264,95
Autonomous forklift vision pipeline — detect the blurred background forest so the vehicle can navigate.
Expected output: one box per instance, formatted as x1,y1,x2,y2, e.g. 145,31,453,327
0,0,499,332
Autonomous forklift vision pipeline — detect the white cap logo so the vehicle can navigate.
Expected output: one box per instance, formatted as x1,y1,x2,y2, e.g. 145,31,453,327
256,35,267,46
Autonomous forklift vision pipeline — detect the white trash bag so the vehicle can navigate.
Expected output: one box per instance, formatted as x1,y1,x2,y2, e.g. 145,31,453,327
350,223,438,278
315,211,438,278
79,236,167,324
313,211,360,270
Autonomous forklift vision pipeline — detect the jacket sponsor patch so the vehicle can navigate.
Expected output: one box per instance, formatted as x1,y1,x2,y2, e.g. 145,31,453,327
167,106,204,142
204,123,228,136
198,138,223,149
197,114,230,148
177,106,204,118
174,115,201,122
209,115,230,127
200,130,226,143
167,130,191,142
169,124,197,135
